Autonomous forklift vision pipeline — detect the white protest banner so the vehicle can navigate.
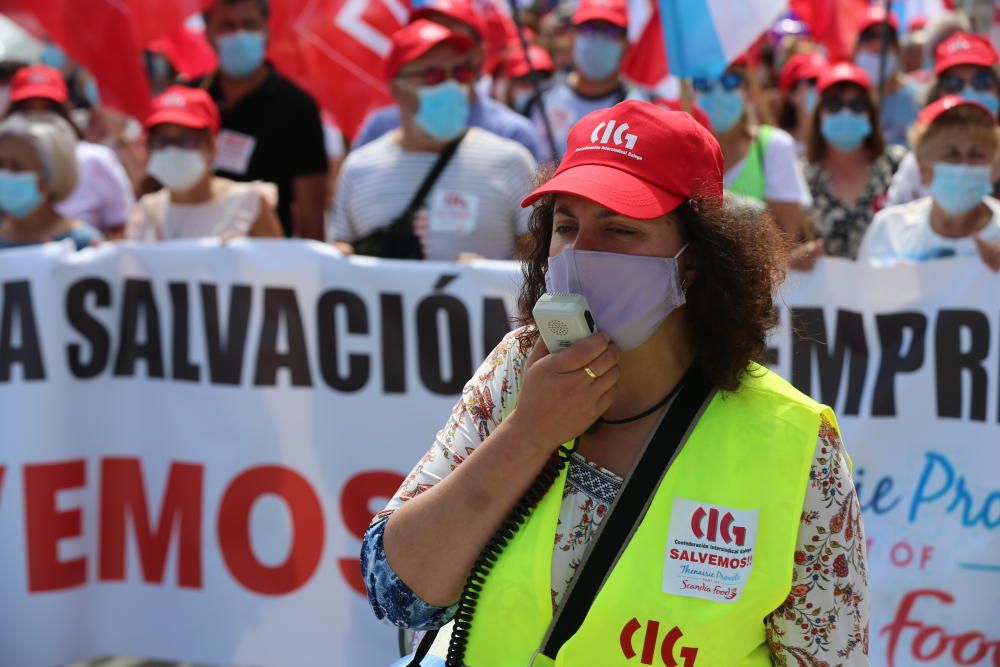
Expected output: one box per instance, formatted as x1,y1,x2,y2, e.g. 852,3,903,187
768,257,1000,667
0,240,520,667
1,243,998,667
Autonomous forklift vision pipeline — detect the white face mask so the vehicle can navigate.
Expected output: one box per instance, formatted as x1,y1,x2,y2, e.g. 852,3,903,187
147,147,207,192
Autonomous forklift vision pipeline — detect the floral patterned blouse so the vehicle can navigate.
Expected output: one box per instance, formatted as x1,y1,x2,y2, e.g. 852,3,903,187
805,146,906,259
362,328,870,665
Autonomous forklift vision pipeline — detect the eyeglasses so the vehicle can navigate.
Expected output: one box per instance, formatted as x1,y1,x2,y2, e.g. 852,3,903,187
859,26,896,43
396,62,475,86
692,71,745,94
576,23,627,40
149,134,201,150
939,70,996,94
821,96,870,113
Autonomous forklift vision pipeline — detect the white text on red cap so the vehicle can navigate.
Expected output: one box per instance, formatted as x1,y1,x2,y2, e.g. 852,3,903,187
578,119,642,161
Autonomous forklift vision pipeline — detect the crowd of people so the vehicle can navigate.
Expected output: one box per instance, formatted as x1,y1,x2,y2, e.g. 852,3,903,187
0,0,998,271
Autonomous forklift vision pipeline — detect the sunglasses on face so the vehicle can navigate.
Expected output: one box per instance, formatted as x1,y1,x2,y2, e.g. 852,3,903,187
397,62,475,86
692,71,745,94
939,71,996,94
576,23,627,40
821,96,870,113
149,134,201,150
859,26,895,43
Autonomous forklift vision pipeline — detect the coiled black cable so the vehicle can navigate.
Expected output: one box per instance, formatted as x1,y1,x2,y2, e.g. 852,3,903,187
444,439,577,667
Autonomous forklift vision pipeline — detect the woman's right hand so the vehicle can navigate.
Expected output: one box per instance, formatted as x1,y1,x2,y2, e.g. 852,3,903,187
507,332,621,449
789,239,825,271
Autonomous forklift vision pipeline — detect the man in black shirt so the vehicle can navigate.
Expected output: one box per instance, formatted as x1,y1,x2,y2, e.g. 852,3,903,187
193,0,328,239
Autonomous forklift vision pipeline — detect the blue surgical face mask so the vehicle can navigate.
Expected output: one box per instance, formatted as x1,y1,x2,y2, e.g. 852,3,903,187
697,87,745,133
804,87,818,114
414,80,470,142
217,30,266,79
40,43,68,70
0,170,45,219
820,109,872,151
855,50,898,87
930,162,993,215
959,85,1000,116
573,34,624,81
544,246,688,352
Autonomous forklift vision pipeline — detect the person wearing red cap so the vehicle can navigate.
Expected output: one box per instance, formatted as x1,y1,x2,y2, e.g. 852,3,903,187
354,2,544,162
0,112,103,250
191,0,328,241
694,61,812,242
365,101,869,666
853,6,921,147
800,62,904,263
124,86,281,242
329,20,537,261
887,31,1000,207
526,0,652,162
6,64,136,238
499,43,555,113
859,95,1000,270
777,51,826,154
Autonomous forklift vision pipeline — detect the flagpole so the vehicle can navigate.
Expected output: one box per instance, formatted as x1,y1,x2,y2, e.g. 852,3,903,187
505,0,561,162
877,0,892,114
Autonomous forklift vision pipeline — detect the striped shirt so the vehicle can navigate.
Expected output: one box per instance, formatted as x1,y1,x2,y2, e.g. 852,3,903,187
328,128,537,261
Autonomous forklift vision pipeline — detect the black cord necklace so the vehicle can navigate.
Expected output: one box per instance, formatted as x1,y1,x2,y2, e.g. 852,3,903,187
597,382,684,425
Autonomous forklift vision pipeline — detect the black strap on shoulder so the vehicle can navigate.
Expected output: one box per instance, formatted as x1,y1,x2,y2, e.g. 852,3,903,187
540,365,714,658
388,132,466,237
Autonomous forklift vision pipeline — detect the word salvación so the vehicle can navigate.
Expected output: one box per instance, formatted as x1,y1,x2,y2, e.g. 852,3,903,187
0,277,512,395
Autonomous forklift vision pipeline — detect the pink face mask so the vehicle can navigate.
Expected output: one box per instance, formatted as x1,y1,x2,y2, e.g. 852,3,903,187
543,246,688,352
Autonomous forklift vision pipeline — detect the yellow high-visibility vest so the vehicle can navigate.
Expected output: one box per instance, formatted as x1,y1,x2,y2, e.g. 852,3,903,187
463,365,836,666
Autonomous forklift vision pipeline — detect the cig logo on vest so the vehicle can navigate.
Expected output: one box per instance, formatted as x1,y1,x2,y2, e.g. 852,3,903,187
579,119,642,161
620,617,699,666
662,498,759,603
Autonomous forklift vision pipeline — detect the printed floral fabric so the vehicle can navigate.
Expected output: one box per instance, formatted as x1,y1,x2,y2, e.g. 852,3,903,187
805,146,906,259
362,328,869,664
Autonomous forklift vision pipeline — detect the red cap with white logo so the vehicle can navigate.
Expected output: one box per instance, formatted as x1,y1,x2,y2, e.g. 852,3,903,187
817,62,871,94
521,100,724,219
411,0,486,40
934,32,999,75
917,94,995,126
10,64,68,104
386,19,475,81
571,0,628,29
144,86,221,134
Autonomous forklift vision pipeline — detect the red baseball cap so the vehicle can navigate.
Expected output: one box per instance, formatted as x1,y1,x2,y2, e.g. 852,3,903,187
10,64,68,104
934,32,999,75
571,0,628,29
779,52,826,95
411,0,486,40
918,94,995,126
521,100,724,219
505,44,555,79
144,86,221,134
858,6,899,33
817,62,872,94
386,19,475,81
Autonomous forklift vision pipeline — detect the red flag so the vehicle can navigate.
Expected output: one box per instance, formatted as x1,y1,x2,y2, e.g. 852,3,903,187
622,0,668,87
268,0,405,139
791,0,870,63
0,0,209,118
150,25,218,80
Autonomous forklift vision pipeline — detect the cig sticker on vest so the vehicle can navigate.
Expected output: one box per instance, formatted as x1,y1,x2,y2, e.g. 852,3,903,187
662,498,759,603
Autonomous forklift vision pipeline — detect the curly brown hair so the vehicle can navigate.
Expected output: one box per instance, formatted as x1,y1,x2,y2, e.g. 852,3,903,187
516,190,787,393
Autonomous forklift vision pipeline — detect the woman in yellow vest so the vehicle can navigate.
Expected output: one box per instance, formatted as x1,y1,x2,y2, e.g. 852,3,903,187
693,61,813,257
362,100,870,666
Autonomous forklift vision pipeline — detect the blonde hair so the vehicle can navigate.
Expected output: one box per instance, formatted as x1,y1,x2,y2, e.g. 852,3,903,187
0,112,79,203
911,105,1000,162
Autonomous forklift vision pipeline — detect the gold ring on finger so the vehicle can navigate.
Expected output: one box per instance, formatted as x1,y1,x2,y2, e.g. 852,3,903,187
583,366,599,380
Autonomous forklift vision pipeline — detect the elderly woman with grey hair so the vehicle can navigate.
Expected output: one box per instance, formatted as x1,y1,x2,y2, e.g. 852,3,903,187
0,112,102,249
